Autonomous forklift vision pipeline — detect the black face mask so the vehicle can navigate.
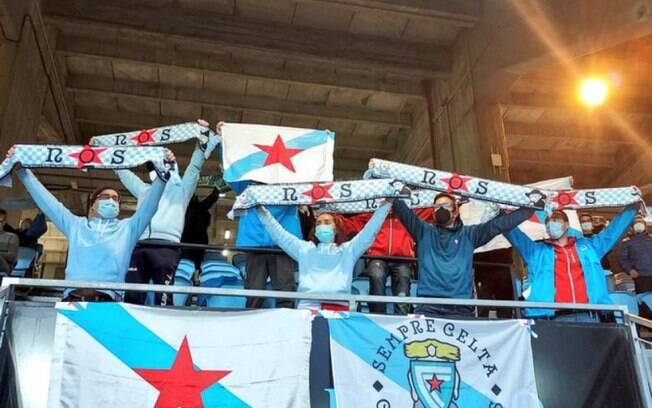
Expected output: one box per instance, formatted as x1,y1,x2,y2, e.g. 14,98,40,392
435,207,452,225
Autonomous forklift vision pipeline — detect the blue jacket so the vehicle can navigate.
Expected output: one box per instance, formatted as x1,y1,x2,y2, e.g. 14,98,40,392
17,168,165,296
618,232,652,277
231,181,302,247
116,144,206,242
506,206,637,317
393,200,534,299
256,202,390,308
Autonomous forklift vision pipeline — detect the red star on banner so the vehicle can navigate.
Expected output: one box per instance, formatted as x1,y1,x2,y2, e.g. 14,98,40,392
552,191,578,209
303,182,334,204
440,173,472,193
254,135,304,172
68,145,107,169
427,373,444,393
134,337,231,408
131,128,157,145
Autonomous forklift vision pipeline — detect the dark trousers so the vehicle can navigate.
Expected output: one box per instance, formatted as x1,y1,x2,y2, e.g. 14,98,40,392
125,243,181,306
415,303,475,318
245,253,296,309
367,260,412,315
634,276,652,293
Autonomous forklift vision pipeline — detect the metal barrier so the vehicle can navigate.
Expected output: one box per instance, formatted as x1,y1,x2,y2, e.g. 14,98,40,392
0,278,651,407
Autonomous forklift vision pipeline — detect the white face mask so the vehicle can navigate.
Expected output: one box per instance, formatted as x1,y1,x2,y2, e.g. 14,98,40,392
149,170,157,182
581,222,593,232
634,222,646,234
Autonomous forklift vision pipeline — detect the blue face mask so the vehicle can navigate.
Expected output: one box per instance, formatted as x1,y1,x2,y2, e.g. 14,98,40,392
96,199,119,219
315,225,335,243
546,221,566,239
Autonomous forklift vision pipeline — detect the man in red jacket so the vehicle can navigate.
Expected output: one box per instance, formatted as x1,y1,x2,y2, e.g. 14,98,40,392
341,207,433,314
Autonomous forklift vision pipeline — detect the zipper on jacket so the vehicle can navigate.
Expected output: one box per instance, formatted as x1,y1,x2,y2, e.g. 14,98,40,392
388,218,393,256
562,246,576,303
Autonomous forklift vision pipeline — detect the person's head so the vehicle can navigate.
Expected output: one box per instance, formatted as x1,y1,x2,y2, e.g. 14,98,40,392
579,213,593,235
545,210,569,241
88,186,121,220
633,215,647,234
19,218,32,231
0,209,7,225
432,193,459,227
309,212,345,245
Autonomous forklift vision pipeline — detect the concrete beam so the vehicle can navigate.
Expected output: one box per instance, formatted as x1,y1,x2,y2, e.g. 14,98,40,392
508,92,652,117
301,0,479,27
42,0,451,78
56,35,424,98
67,74,411,128
504,121,634,145
73,107,395,154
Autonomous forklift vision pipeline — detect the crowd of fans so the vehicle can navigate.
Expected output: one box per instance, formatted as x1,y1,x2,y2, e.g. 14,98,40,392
1,120,651,322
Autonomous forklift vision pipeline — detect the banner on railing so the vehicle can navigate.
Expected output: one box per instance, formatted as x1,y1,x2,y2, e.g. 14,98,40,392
48,303,312,408
327,313,540,408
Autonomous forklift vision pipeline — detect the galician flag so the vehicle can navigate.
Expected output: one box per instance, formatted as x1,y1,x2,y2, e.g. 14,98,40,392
47,303,312,408
221,123,334,184
328,313,540,408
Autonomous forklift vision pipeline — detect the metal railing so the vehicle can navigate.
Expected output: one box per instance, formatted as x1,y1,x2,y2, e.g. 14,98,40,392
0,277,650,406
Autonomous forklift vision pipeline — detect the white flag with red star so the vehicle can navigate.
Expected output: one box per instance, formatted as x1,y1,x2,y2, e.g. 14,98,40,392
47,303,312,408
221,123,335,184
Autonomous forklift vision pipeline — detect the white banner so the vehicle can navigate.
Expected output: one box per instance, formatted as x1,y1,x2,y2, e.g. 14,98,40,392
221,123,334,184
328,313,540,408
48,303,312,408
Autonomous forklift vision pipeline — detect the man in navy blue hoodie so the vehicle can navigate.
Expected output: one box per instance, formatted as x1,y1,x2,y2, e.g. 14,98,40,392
232,181,301,308
393,193,533,317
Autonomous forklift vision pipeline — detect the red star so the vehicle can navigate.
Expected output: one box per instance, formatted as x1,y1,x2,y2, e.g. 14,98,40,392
303,182,334,204
68,145,107,168
131,128,157,145
440,173,472,192
551,191,578,209
134,337,231,408
427,373,444,393
254,135,304,172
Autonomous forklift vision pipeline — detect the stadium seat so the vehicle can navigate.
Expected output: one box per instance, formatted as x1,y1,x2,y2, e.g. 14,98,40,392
197,255,246,308
10,247,37,278
231,252,247,279
351,277,370,313
173,258,197,306
637,292,652,312
610,291,639,315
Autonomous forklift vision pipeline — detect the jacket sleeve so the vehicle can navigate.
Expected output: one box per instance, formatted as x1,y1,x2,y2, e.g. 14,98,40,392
199,188,220,211
504,226,538,266
115,169,149,199
392,199,425,240
24,212,47,238
255,206,309,260
469,208,535,248
16,169,79,237
339,213,371,239
128,177,166,238
590,205,637,259
347,202,391,259
181,144,206,201
618,241,634,272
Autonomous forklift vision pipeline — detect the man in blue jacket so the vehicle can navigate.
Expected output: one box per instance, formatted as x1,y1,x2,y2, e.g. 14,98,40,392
506,205,638,321
618,214,652,293
393,192,534,317
232,180,301,309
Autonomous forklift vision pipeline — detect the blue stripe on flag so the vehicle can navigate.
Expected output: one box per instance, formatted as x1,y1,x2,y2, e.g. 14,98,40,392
329,313,497,405
58,303,249,407
223,130,333,181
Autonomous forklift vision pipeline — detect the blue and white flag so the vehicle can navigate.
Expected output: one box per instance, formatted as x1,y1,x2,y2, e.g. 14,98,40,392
328,313,540,408
221,123,334,184
48,303,312,408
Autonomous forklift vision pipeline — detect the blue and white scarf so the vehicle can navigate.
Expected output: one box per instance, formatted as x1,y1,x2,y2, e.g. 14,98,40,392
0,144,174,187
369,159,643,210
230,178,407,217
89,122,220,159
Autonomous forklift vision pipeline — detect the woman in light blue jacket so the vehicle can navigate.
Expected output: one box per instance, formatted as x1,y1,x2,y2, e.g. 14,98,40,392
256,202,391,310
